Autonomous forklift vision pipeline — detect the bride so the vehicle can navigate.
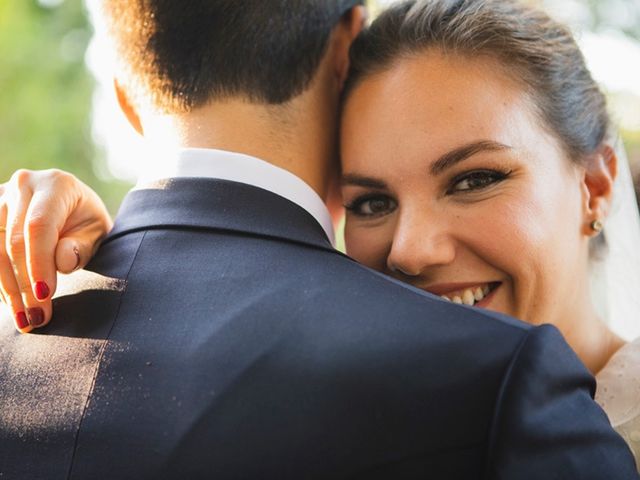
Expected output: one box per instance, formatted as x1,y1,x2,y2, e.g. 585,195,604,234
1,0,640,467
337,0,640,465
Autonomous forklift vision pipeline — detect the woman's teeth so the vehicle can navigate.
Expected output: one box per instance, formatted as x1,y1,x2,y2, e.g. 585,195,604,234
440,285,491,306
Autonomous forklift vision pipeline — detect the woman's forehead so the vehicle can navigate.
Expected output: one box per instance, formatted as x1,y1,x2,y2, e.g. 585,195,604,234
342,53,532,142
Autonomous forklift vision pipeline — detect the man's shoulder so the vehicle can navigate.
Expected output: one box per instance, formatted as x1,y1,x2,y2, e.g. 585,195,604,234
287,244,529,337
85,224,532,349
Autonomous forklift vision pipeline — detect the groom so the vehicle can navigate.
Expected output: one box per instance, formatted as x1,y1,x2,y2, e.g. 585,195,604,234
0,1,637,478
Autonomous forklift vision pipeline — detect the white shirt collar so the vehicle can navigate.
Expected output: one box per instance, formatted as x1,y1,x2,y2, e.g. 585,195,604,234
136,148,336,246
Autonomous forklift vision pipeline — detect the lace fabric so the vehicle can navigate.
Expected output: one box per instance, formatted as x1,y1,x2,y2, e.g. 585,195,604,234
595,337,640,470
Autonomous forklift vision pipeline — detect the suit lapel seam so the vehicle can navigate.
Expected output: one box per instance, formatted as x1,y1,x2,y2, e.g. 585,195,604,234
65,230,148,480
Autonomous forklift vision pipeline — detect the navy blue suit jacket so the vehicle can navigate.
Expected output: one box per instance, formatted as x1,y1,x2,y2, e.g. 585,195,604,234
0,178,637,479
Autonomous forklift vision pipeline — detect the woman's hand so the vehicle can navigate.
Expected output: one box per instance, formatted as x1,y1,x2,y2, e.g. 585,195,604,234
0,169,113,332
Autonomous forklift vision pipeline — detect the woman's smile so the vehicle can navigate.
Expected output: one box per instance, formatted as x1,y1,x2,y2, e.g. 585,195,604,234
423,282,500,308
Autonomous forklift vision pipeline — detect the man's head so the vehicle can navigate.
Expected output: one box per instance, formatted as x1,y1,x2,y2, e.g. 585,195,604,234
100,0,365,113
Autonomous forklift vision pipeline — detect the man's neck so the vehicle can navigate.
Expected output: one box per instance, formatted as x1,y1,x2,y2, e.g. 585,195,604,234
142,96,339,202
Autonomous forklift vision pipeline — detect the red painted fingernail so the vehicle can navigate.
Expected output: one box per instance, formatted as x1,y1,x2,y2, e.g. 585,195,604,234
35,281,50,300
16,311,29,330
28,308,45,327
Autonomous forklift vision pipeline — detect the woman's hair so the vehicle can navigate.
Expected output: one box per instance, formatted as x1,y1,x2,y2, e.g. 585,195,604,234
344,0,611,164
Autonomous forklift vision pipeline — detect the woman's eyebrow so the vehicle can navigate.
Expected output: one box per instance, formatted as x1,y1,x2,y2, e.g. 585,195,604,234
341,141,510,188
341,174,388,189
430,140,512,175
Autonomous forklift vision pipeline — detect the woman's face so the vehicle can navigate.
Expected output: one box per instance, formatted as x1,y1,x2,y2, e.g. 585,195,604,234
340,52,594,327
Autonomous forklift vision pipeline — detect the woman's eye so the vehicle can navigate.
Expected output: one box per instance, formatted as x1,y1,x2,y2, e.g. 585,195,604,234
449,170,510,193
345,195,397,218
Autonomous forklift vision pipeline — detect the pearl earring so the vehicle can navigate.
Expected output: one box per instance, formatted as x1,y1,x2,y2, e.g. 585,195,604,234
591,219,603,233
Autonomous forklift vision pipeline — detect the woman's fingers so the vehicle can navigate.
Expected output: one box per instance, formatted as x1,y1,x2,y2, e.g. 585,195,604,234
4,171,50,330
0,169,112,333
19,184,73,330
22,177,82,303
0,262,32,333
0,199,31,332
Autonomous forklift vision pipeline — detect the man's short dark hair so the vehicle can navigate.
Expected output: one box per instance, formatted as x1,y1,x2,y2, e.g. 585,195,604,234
102,0,364,113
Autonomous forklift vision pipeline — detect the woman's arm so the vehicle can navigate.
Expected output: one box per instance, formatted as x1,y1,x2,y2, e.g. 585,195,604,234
0,169,112,332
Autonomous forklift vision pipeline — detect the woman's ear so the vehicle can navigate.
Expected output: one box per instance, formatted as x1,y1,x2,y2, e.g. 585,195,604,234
114,78,144,136
333,6,368,90
581,144,618,235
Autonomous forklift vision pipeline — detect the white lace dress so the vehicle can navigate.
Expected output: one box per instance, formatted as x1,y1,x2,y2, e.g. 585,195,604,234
595,337,640,470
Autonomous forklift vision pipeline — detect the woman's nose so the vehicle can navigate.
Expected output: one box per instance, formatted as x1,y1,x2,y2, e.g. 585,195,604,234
386,214,456,276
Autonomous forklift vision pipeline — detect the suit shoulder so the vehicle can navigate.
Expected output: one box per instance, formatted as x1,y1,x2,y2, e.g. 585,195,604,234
298,248,530,337
499,323,594,394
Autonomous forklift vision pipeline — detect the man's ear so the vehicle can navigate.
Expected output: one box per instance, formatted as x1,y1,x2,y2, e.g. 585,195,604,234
114,78,144,136
334,6,368,90
581,144,618,235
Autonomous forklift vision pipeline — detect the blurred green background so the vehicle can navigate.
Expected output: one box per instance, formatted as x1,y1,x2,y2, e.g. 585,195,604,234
0,0,129,213
1,0,640,216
